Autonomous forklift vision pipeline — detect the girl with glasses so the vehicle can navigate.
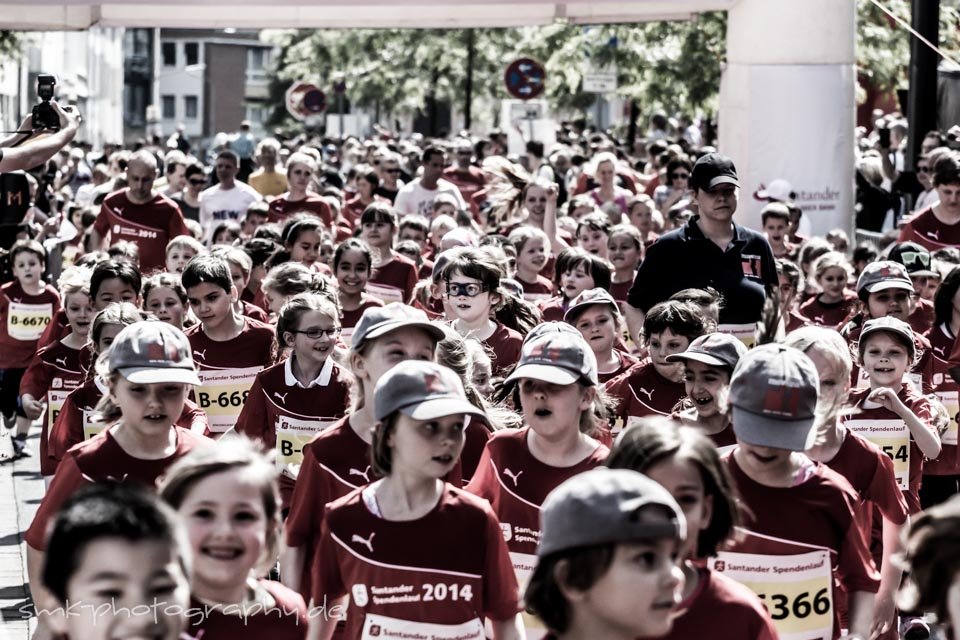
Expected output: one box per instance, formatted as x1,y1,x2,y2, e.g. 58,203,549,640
654,158,693,212
913,153,940,214
233,292,350,512
440,247,525,377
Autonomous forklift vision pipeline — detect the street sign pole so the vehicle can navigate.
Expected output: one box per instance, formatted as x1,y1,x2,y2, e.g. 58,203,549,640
504,57,546,142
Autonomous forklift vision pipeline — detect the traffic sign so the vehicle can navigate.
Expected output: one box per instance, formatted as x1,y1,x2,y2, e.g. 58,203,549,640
504,57,546,100
583,63,618,93
285,82,327,121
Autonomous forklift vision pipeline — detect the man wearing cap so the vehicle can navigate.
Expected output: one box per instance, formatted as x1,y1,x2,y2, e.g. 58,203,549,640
90,149,191,273
625,153,777,345
887,242,937,334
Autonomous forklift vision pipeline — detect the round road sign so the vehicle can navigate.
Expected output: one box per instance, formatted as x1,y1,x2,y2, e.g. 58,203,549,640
504,57,546,100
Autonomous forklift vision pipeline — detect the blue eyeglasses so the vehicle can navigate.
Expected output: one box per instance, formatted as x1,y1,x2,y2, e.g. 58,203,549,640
445,282,488,298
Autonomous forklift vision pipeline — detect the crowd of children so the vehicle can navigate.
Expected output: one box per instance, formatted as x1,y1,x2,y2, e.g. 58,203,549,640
5,137,960,640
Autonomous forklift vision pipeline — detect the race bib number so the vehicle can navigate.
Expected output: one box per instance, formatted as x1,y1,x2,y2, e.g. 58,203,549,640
709,550,833,640
523,292,552,304
275,415,335,473
47,389,71,431
365,282,405,304
7,301,52,341
718,322,757,349
196,367,261,433
507,552,547,639
82,409,106,440
936,390,959,446
844,418,910,490
361,613,483,640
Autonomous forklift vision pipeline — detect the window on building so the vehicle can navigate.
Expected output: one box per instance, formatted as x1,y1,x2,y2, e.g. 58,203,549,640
162,42,176,67
161,95,176,119
184,95,198,120
248,48,265,70
184,42,199,66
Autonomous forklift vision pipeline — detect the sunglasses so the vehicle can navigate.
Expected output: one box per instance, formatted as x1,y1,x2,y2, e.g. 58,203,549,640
445,282,488,298
385,168,401,174
189,178,207,186
670,173,690,180
900,250,930,268
917,166,931,173
290,327,341,339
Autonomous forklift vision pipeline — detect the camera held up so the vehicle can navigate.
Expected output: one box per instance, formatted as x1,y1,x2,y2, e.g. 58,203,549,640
31,74,60,132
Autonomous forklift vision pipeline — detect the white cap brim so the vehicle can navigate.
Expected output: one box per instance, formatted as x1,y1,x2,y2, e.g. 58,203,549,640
119,367,201,386
401,398,487,421
863,281,914,294
504,363,580,386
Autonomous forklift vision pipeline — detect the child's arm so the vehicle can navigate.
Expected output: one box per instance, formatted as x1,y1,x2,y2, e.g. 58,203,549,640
868,387,941,459
489,615,524,640
845,590,875,638
870,515,906,639
542,185,569,254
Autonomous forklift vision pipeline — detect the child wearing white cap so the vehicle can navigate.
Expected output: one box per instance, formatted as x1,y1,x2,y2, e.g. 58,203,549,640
525,468,687,640
308,361,522,640
564,288,638,384
467,329,609,638
25,320,210,637
723,343,880,640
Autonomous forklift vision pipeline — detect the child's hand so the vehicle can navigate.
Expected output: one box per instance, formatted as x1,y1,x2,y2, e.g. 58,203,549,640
867,388,907,416
545,184,558,204
22,398,44,420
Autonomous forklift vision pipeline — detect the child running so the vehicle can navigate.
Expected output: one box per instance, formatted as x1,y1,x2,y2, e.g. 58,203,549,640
606,418,778,640
722,343,880,640
798,251,857,328
564,288,637,383
607,223,644,304
282,304,445,600
233,293,350,510
333,238,383,344
159,437,308,639
525,468,687,640
467,329,609,638
39,484,192,640
359,203,419,304
143,272,190,330
666,332,747,453
538,248,610,323
307,360,522,640
25,321,211,636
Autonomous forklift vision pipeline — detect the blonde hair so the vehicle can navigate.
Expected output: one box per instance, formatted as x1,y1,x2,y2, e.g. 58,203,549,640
783,326,854,444
158,436,280,576
57,266,92,298
811,251,852,282
286,152,317,175
166,234,206,257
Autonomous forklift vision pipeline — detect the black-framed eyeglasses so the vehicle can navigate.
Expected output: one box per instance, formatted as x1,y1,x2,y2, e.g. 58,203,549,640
291,327,341,339
445,282,488,297
189,178,207,185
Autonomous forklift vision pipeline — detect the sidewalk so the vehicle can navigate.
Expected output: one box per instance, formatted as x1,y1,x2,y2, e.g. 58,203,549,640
0,428,42,640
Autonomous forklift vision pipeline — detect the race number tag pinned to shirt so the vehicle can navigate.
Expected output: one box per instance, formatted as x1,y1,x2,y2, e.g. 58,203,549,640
8,301,52,341
718,322,757,349
936,390,959,446
709,550,833,640
844,418,910,489
361,613,484,640
82,409,106,441
196,367,262,433
275,415,335,473
365,282,405,304
47,389,71,431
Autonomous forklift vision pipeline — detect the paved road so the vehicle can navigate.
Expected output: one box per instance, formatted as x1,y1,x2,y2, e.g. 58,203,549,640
0,428,42,640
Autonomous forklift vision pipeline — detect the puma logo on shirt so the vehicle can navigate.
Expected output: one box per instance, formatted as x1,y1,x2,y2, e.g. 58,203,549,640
194,349,207,361
502,468,523,486
928,229,940,240
55,357,67,366
638,388,654,401
934,346,946,356
273,392,288,404
349,466,372,483
352,532,375,553
814,316,825,324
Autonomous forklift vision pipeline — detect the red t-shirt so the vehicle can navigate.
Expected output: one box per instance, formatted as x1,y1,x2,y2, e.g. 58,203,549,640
537,296,566,323
443,166,486,204
798,292,857,329
597,350,640,385
233,357,350,509
518,275,554,304
898,206,960,251
342,195,389,228
483,322,523,377
637,567,778,640
241,300,270,323
340,296,384,345
785,309,810,334
910,297,936,336
367,256,419,304
844,386,938,513
25,426,211,550
268,193,334,229
0,281,61,369
923,323,960,475
35,308,69,353
20,341,85,476
609,279,633,304
312,484,520,638
183,580,307,640
604,361,686,431
825,429,909,527
466,427,608,560
93,190,190,273
723,454,880,639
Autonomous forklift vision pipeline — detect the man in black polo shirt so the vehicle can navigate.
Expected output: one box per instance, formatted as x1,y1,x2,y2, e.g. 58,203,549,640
624,153,777,345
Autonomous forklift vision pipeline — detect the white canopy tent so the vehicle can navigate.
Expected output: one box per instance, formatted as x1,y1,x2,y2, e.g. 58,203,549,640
1,0,736,30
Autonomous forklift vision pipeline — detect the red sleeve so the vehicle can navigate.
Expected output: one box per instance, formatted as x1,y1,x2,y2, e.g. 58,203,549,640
310,508,346,604
460,421,493,484
285,444,325,548
175,399,209,434
19,354,51,399
35,311,66,352
405,262,418,304
480,504,521,620
48,390,80,464
835,493,881,594
464,442,499,507
234,376,268,441
93,200,111,236
168,207,190,240
24,454,88,550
